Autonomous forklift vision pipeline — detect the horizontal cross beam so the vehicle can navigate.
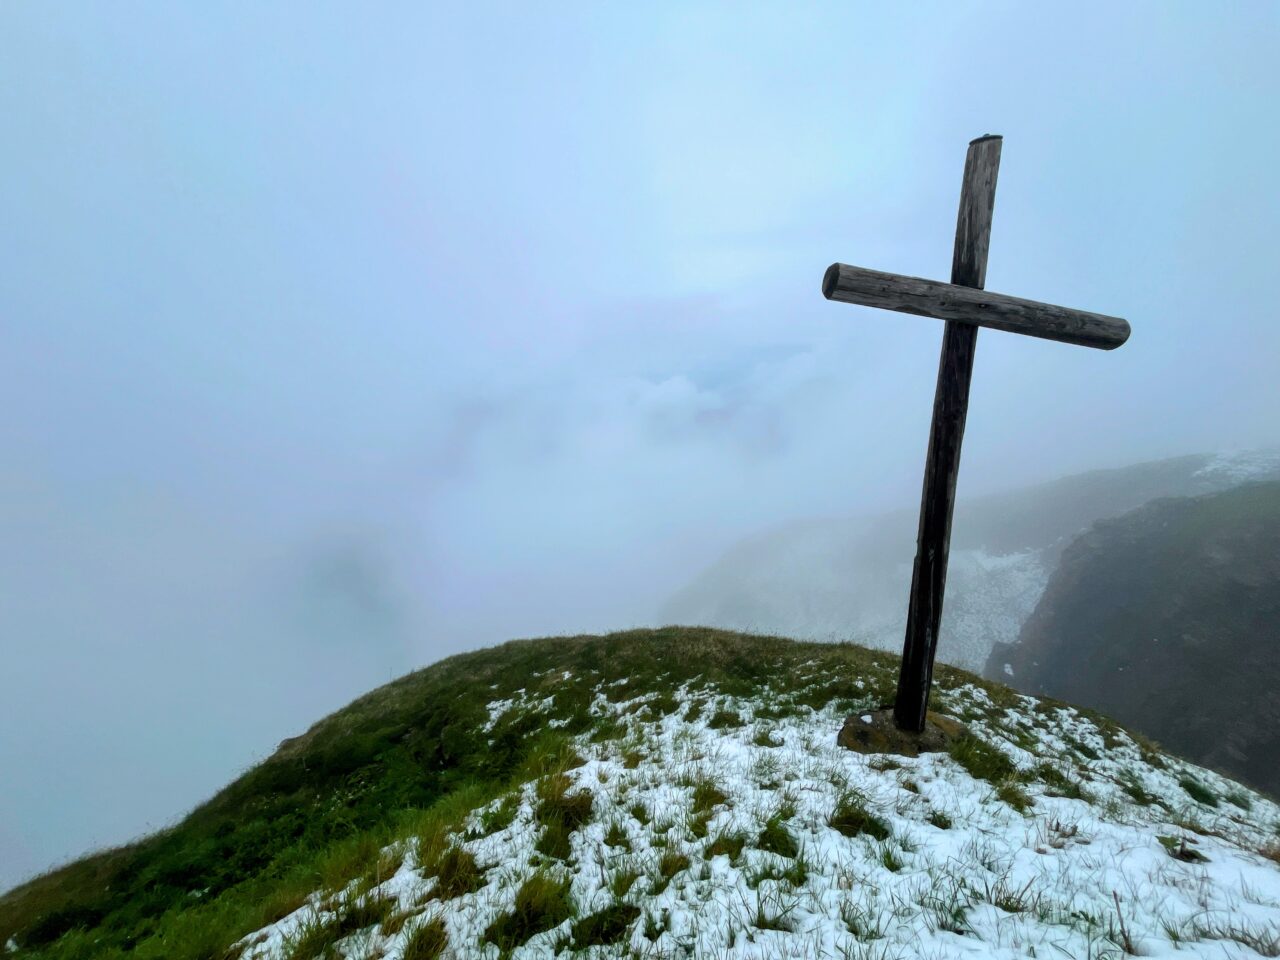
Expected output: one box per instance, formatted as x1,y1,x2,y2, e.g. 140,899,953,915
822,262,1130,350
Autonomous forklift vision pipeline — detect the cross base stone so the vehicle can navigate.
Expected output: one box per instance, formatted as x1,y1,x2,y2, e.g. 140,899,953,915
837,707,967,757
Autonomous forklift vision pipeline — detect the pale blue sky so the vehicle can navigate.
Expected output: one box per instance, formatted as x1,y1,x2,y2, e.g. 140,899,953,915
2,2,1277,887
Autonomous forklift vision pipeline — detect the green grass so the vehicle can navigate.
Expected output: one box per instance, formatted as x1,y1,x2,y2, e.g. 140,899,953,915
1069,738,1100,761
753,728,782,748
650,850,691,894
690,778,729,814
1034,763,1086,800
344,890,396,927
380,906,416,937
658,849,690,880
778,850,809,886
947,734,1016,785
1224,789,1252,811
257,881,314,928
534,772,594,860
927,809,953,830
277,895,393,960
751,702,795,721
1158,835,1210,864
644,691,679,718
756,813,799,858
570,903,641,948
608,862,641,899
642,908,668,941
478,793,521,835
704,830,747,862
750,892,798,932
0,625,1158,959
316,832,384,895
829,792,892,841
427,847,483,900
996,782,1033,814
706,708,744,730
1120,777,1161,808
282,910,342,960
366,846,405,888
874,840,904,872
483,872,573,949
1180,777,1219,808
401,915,448,959
1189,919,1280,957
603,820,629,849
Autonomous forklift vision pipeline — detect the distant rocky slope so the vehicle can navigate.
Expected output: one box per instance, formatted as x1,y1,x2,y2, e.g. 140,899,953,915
988,481,1280,799
5,629,1278,959
661,450,1280,673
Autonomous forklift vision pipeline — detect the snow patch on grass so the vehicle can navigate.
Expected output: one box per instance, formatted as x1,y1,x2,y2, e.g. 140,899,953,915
236,683,1280,959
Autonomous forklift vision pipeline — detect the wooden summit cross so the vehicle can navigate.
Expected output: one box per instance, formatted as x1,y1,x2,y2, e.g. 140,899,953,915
822,134,1130,734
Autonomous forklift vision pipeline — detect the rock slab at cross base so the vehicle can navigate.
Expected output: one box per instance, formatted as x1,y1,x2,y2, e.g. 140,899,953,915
837,708,967,756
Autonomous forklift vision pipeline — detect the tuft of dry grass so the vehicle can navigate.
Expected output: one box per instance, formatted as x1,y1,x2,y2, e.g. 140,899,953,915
401,915,448,960
432,847,484,900
648,849,691,895
381,907,419,937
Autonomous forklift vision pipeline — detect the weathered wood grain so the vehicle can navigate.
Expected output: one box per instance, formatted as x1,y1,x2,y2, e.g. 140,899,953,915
821,263,1130,350
820,134,1130,732
892,134,1000,734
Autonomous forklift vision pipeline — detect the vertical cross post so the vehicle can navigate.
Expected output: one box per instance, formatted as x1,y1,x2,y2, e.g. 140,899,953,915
893,135,1002,732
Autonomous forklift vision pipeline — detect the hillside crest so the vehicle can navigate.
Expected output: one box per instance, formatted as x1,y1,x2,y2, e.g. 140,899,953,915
3,629,1279,959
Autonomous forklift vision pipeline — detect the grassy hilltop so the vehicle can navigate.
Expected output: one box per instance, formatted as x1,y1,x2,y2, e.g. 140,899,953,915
3,627,1279,959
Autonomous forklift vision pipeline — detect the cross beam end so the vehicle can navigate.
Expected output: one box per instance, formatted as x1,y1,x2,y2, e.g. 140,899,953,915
823,263,1130,350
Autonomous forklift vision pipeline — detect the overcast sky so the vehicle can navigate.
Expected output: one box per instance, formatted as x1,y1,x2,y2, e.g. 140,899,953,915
2,2,1277,889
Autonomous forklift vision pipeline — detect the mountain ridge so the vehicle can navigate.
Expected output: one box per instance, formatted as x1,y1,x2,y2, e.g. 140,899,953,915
4,628,1279,959
660,450,1280,674
990,480,1280,799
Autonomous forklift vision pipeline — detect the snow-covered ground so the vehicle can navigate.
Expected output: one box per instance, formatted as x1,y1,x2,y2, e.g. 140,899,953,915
662,546,1050,675
235,680,1280,959
927,549,1050,674
1191,450,1280,487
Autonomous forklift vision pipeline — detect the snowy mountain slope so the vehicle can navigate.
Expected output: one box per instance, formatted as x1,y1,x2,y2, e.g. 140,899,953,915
660,450,1280,675
990,480,1280,798
7,629,1279,960
233,649,1280,960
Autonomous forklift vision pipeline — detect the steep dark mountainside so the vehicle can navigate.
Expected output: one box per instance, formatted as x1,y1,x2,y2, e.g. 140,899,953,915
4,628,1279,960
662,450,1280,673
989,481,1280,798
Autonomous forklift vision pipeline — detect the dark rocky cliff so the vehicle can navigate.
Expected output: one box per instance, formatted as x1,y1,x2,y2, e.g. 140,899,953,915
988,481,1280,797
662,450,1280,673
